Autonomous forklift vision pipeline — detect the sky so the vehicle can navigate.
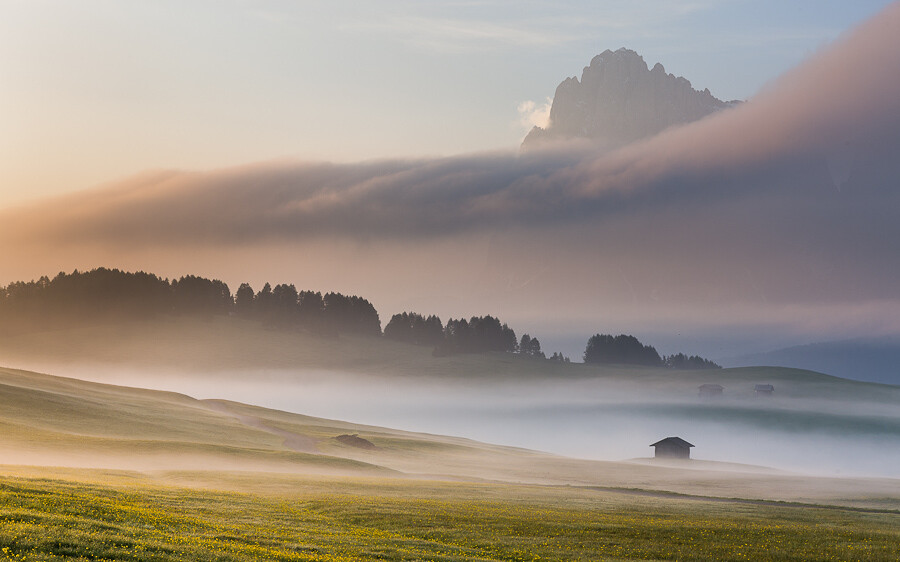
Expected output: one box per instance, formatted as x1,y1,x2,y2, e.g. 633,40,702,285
2,1,900,360
1,0,894,205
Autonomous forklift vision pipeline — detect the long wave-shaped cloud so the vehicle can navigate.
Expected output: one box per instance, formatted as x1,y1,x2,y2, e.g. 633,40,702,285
6,4,900,244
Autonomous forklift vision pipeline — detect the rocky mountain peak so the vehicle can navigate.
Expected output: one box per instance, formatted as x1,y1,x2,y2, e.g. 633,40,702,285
523,49,737,149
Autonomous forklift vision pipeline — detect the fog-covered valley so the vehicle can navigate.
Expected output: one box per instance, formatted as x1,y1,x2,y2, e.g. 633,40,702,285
25,360,900,479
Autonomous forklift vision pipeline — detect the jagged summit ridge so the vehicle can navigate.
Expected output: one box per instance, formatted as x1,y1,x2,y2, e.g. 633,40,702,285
523,48,738,148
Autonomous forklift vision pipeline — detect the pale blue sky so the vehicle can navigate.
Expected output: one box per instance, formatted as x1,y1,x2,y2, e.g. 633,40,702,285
1,0,894,204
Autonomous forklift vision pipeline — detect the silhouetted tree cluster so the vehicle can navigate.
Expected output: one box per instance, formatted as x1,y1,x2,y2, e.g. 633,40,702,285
322,292,381,336
234,283,255,316
384,312,444,346
0,268,229,329
245,283,302,326
298,290,326,329
171,275,232,316
386,312,548,359
518,334,545,358
435,315,518,356
582,333,720,369
0,268,381,337
385,312,564,360
549,352,571,363
0,268,175,331
231,283,380,336
1,268,721,368
583,334,662,366
663,353,721,370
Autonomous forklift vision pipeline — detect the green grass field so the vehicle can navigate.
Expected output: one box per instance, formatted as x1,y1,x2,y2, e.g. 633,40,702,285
1,469,898,561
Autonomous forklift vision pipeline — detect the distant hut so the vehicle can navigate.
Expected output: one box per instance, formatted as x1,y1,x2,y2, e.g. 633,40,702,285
754,384,775,396
650,437,694,459
698,383,724,398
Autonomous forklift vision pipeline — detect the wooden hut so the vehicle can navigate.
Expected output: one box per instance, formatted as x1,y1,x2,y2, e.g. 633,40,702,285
650,437,694,459
754,384,775,396
698,383,724,398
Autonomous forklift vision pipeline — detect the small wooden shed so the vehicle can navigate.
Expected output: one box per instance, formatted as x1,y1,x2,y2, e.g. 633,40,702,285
698,383,724,398
650,437,695,459
754,384,775,396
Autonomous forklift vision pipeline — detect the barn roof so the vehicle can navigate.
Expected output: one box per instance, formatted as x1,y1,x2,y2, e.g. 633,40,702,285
754,384,775,391
650,437,695,448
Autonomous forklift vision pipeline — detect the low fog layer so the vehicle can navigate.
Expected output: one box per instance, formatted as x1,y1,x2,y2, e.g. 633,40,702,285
3,4,900,347
39,363,900,479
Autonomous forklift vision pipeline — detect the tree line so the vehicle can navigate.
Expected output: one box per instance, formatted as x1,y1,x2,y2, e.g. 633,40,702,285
0,268,718,368
583,334,720,369
383,311,564,360
234,282,380,336
0,268,379,337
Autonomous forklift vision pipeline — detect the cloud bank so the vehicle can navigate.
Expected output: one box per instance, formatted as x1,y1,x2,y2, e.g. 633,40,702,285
517,97,553,132
3,3,900,345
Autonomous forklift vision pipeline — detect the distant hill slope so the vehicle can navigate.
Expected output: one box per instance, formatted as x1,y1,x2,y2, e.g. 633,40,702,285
726,337,900,385
523,48,738,149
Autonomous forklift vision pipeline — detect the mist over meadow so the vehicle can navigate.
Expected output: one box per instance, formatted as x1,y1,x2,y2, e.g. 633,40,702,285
198,374,900,478
17,356,889,479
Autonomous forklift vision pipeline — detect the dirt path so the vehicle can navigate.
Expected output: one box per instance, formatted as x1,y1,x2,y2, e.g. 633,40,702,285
201,400,320,454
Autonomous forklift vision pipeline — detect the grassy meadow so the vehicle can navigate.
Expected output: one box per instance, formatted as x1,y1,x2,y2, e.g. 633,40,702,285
1,468,899,561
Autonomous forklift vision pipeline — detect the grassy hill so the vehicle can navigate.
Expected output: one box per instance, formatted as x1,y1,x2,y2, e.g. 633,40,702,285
0,364,568,478
0,366,390,475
